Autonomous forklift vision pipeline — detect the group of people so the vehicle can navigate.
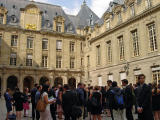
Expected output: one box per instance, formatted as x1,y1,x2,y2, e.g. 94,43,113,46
3,74,160,120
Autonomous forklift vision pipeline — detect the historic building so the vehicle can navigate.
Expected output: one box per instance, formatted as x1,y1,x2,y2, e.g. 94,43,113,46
84,0,160,86
0,0,160,96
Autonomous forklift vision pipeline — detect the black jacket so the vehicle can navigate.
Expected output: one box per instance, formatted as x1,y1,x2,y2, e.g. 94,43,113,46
62,90,77,113
137,83,152,110
123,85,134,108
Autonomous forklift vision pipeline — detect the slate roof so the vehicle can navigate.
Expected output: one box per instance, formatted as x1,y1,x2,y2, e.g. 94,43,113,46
0,0,100,34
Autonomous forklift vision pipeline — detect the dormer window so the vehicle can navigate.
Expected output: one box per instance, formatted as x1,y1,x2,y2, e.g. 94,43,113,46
45,20,51,28
10,15,17,23
56,22,62,32
13,5,16,9
0,14,4,24
130,3,135,16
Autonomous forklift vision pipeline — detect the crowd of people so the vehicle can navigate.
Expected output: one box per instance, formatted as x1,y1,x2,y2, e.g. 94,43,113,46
3,74,160,120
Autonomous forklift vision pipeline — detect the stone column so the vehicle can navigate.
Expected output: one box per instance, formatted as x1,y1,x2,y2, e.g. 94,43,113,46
2,73,7,97
49,75,54,87
62,76,68,84
19,74,23,92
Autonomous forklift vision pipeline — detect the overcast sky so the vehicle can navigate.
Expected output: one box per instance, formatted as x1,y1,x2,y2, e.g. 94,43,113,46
33,0,112,18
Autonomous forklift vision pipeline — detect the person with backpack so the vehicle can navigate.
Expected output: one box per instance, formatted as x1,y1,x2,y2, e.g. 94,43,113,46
121,79,134,120
90,86,102,120
109,81,125,120
76,83,85,120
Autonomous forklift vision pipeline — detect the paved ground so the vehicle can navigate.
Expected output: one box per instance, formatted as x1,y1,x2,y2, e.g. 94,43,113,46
0,98,138,120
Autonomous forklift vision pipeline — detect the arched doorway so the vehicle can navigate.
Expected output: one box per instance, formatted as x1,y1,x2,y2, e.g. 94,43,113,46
7,75,18,90
68,77,76,89
23,76,34,92
39,76,49,85
54,77,63,87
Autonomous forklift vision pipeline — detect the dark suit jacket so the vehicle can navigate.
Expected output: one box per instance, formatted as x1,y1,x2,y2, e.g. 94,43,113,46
123,85,134,108
62,90,77,113
137,83,154,120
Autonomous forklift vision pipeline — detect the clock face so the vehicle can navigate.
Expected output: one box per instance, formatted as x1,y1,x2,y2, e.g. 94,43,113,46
11,15,17,23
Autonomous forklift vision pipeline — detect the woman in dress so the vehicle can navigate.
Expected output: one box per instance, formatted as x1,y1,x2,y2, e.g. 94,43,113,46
152,83,160,120
40,84,55,120
13,87,24,120
23,88,30,117
90,86,102,120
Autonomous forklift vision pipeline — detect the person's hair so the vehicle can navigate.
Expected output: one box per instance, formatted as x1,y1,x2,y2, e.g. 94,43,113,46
94,86,99,90
77,83,82,87
6,88,10,92
41,84,49,94
24,88,28,93
34,84,38,87
138,74,146,80
37,85,41,90
112,81,117,87
15,87,20,92
107,80,112,83
64,84,69,90
122,79,128,84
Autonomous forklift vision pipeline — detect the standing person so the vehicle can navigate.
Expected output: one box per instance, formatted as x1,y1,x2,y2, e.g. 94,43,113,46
106,80,113,119
152,83,160,120
48,86,57,120
23,88,30,117
76,83,85,120
4,88,12,120
121,79,134,120
56,86,63,119
62,84,78,120
35,85,42,120
31,84,38,120
13,87,24,120
108,81,125,120
101,87,107,113
40,84,55,120
90,86,102,120
87,86,93,120
137,74,154,120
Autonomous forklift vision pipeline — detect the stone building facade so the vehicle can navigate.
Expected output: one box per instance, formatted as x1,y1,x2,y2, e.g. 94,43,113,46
0,0,160,96
84,0,160,86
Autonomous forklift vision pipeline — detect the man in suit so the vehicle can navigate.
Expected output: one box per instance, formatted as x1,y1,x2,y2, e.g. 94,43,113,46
137,74,154,120
122,79,134,120
62,84,77,120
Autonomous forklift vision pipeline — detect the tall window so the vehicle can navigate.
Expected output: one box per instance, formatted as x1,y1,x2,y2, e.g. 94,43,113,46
106,41,112,63
148,23,157,51
70,41,75,52
131,30,139,56
42,38,48,50
117,12,122,23
10,53,16,65
56,56,62,68
0,35,2,46
81,58,83,66
118,36,125,60
147,0,151,7
42,56,48,67
153,70,160,84
70,58,75,69
80,42,83,52
87,55,90,66
56,22,62,32
106,19,110,29
0,14,4,24
130,3,135,16
26,54,32,66
11,35,18,47
56,40,62,51
27,37,33,49
96,45,101,65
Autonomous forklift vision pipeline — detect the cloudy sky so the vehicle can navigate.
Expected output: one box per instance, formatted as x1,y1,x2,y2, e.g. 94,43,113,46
33,0,112,18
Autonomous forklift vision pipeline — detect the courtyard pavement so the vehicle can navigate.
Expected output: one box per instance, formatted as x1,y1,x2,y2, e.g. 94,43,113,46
0,98,138,120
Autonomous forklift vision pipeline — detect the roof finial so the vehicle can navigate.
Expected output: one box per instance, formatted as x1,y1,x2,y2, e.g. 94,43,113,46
83,0,86,5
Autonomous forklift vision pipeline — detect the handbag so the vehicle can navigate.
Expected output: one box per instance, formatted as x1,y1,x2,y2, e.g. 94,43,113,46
36,95,46,112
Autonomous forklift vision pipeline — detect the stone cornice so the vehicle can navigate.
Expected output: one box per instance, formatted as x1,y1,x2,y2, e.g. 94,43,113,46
0,25,85,40
89,3,160,44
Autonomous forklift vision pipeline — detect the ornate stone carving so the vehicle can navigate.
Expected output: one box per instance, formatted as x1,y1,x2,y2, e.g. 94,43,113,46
26,24,37,30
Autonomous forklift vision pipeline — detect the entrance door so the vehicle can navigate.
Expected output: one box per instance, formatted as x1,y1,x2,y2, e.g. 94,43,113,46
68,78,76,89
23,76,34,92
